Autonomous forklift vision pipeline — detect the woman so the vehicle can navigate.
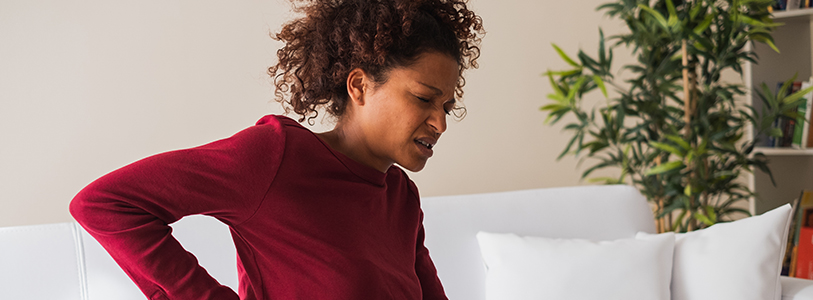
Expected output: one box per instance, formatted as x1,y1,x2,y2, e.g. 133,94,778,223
70,0,483,299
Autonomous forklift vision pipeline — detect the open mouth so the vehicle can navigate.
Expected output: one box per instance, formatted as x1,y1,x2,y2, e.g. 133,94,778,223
415,139,434,150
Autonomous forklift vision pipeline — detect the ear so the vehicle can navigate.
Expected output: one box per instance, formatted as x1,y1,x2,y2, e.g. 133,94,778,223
346,68,368,106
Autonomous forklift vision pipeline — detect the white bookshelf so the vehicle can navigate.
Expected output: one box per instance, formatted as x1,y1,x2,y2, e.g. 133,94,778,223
754,147,813,156
746,8,813,214
773,8,813,20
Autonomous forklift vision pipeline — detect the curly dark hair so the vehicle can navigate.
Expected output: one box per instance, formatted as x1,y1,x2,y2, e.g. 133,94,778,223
268,0,484,124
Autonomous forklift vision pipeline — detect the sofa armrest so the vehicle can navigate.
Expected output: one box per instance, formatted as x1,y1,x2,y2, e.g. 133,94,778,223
783,276,813,300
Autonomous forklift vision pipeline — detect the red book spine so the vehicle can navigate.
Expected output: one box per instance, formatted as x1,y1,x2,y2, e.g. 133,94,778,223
796,227,813,278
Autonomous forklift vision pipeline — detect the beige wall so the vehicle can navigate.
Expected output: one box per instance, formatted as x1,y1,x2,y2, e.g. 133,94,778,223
0,0,629,227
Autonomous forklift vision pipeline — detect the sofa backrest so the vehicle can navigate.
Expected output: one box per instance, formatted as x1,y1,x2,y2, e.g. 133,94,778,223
0,222,88,300
0,215,237,300
420,185,656,300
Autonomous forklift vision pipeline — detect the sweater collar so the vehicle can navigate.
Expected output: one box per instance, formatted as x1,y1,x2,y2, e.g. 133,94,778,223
274,115,388,187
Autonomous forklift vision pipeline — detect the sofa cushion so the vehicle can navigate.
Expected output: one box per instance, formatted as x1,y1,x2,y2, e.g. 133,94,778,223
639,204,792,300
476,231,674,300
421,185,656,300
782,276,813,300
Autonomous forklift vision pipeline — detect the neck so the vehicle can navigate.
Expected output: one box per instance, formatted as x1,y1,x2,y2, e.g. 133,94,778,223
317,121,390,173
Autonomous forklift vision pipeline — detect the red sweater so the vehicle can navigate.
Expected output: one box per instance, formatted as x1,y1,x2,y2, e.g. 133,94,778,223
70,115,447,300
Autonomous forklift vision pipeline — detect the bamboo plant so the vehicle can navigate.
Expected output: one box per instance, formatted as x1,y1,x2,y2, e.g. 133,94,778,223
542,0,813,232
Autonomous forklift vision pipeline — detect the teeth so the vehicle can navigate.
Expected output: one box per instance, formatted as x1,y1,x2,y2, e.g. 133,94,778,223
416,140,433,149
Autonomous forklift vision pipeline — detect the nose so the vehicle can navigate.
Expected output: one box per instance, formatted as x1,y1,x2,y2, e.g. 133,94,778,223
427,107,447,135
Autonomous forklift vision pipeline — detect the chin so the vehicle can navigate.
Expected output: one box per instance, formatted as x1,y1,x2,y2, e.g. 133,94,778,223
399,161,427,173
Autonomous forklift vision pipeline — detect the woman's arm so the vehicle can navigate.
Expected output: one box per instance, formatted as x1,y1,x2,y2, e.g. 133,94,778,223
414,213,449,300
70,120,284,300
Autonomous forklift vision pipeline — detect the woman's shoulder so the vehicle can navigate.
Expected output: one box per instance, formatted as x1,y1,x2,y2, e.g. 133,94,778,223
229,114,306,144
254,114,299,128
386,166,421,201
187,115,292,167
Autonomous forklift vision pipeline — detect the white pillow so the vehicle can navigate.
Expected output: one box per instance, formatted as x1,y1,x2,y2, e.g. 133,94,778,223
476,231,674,300
637,204,792,300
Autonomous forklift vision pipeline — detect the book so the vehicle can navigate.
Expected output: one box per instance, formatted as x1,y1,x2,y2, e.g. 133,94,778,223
792,190,813,277
776,0,788,10
794,80,811,148
808,115,813,148
769,82,786,148
796,227,813,279
800,79,813,149
782,82,802,148
789,0,802,10
784,195,804,276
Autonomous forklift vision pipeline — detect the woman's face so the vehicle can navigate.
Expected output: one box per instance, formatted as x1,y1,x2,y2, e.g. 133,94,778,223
353,51,459,173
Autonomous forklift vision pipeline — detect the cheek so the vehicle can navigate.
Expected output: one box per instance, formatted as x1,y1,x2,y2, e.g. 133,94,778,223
365,92,425,138
373,96,417,125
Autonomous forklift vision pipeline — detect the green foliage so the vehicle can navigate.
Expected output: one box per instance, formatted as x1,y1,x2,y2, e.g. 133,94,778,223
542,0,808,232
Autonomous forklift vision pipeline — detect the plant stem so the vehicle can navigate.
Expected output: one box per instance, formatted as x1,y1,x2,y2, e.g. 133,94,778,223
683,39,691,139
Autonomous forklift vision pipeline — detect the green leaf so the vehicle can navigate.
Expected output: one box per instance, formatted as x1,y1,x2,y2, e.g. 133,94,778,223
547,71,565,98
666,0,678,27
738,15,781,28
650,141,685,157
750,33,779,53
552,44,579,67
689,1,703,20
719,207,752,218
758,82,776,108
693,14,714,36
540,103,564,111
768,127,783,137
776,75,798,103
578,51,601,73
598,29,607,68
545,69,581,77
593,75,608,98
544,107,571,124
659,197,688,218
672,210,687,232
558,134,579,160
638,4,669,30
645,160,684,176
784,85,813,106
567,76,587,102
704,206,718,223
694,212,715,226
587,177,621,184
666,135,691,150
546,93,565,102
581,160,614,178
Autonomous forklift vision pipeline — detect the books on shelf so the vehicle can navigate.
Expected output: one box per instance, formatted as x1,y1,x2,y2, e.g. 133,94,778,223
788,0,803,10
799,81,813,148
774,0,812,11
784,190,813,278
767,77,813,149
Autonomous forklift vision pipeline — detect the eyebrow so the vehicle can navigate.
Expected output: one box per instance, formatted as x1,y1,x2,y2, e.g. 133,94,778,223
418,81,456,105
418,82,444,96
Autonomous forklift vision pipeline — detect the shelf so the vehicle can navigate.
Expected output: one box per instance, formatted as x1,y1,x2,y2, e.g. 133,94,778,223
754,147,813,156
746,7,813,215
774,8,813,21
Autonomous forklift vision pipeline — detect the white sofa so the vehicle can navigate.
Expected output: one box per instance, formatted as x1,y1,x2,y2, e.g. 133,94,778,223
3,185,813,299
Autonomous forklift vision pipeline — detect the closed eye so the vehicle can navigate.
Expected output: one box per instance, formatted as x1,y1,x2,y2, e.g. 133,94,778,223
417,96,453,115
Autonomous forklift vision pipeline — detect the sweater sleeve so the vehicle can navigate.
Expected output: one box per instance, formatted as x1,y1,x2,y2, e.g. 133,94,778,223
415,213,449,300
406,177,448,300
70,119,285,300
